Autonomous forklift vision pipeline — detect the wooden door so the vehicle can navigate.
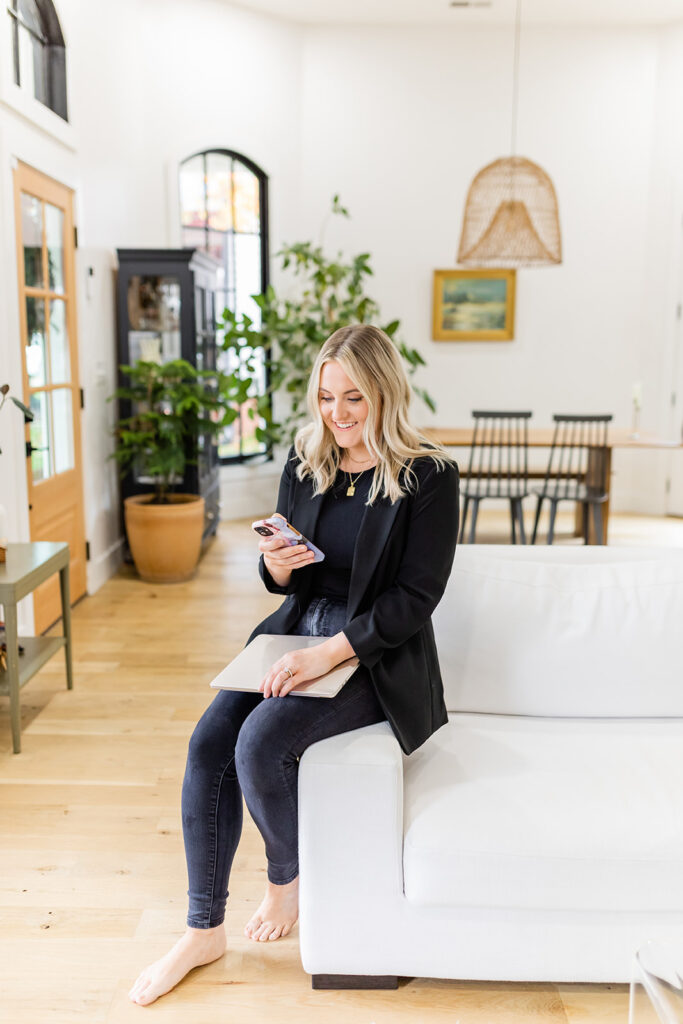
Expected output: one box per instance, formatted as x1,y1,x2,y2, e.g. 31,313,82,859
14,162,87,632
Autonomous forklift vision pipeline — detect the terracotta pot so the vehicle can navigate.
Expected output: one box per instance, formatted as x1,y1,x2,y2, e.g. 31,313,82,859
124,493,206,583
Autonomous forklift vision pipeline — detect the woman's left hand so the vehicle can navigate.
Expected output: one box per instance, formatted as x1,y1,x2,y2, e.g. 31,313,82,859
260,644,336,698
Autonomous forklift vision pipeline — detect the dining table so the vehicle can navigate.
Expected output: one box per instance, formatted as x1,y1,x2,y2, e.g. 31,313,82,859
421,426,683,544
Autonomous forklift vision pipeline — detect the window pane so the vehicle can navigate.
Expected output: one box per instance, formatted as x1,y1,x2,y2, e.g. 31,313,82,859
21,193,43,288
233,233,262,322
206,230,227,269
52,388,74,474
29,390,52,482
179,155,206,229
49,298,70,384
45,203,64,292
206,152,232,231
17,0,43,36
25,296,46,386
18,22,46,106
233,163,260,234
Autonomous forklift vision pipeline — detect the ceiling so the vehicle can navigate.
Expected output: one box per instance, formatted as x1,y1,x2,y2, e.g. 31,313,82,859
230,0,683,27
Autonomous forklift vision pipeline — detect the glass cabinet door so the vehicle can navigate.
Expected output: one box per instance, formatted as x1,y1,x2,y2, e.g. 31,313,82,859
126,275,182,363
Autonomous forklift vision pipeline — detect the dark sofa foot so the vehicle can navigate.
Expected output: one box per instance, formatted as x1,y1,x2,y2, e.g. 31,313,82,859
312,974,399,990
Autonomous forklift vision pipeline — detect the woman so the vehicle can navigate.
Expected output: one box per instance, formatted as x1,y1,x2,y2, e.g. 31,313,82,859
129,324,459,1006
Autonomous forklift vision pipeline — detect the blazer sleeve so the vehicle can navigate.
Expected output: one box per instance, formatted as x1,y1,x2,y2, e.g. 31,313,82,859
343,460,459,668
258,447,296,595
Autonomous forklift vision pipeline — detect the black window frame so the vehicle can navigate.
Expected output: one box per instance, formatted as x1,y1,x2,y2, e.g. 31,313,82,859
179,148,271,466
7,0,68,121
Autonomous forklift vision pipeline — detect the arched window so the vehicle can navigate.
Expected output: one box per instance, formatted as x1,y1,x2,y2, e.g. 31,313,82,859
7,0,68,120
179,149,269,463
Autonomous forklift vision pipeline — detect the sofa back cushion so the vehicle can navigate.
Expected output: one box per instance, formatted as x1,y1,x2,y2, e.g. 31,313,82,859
433,545,683,717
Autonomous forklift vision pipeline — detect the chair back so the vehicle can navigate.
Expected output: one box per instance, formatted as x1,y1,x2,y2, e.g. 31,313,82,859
464,411,532,498
541,414,612,500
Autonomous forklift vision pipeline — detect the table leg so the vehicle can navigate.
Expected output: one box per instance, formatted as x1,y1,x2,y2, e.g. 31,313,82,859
4,602,21,754
59,564,73,690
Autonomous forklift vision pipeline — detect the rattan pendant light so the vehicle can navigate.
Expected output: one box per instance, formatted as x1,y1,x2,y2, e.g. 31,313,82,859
457,0,562,267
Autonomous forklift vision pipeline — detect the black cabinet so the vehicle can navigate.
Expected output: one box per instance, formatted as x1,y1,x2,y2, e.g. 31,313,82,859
115,248,222,540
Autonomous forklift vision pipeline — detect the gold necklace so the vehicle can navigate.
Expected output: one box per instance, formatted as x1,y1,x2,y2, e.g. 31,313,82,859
346,470,365,497
345,451,374,467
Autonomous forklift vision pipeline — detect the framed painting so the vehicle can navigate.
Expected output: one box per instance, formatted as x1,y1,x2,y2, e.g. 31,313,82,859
432,268,516,341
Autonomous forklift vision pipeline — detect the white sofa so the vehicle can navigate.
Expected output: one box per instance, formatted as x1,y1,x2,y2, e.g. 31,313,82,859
298,544,683,989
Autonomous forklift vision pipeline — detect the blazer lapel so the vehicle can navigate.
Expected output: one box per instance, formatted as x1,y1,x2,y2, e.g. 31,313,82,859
347,495,403,619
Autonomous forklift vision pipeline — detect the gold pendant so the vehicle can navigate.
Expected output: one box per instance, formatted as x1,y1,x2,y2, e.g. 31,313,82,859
346,485,355,497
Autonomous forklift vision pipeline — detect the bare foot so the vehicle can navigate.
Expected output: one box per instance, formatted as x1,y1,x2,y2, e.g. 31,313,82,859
244,875,299,942
128,924,226,1006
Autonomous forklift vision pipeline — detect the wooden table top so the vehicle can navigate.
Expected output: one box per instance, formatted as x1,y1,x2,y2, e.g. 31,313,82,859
421,427,683,449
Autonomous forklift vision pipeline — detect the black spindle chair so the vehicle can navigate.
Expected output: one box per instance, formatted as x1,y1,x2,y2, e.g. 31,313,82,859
459,411,532,544
531,414,613,545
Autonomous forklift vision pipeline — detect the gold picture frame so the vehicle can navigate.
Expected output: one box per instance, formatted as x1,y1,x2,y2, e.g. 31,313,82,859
432,268,516,341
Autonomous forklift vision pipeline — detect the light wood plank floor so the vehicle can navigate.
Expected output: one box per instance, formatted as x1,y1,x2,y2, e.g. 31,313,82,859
2,509,682,1023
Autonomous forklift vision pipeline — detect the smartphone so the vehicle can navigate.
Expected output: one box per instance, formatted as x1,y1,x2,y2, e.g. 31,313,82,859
251,512,325,563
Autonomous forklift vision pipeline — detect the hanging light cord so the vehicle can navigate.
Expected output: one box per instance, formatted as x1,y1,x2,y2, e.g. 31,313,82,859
510,0,522,157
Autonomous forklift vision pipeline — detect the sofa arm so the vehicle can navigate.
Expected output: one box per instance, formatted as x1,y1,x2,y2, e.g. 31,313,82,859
298,722,404,973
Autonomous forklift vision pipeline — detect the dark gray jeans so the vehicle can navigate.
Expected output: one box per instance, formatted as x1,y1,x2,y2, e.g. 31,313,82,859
181,596,387,929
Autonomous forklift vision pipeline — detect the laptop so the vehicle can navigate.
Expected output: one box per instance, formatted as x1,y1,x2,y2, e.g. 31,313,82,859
209,634,360,698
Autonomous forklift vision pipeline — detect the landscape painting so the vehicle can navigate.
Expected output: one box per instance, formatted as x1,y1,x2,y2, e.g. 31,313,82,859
432,269,516,341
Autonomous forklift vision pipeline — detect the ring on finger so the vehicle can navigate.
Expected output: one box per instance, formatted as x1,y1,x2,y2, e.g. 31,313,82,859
282,666,293,680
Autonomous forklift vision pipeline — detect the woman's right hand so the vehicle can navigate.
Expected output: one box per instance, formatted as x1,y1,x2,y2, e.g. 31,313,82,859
260,534,315,587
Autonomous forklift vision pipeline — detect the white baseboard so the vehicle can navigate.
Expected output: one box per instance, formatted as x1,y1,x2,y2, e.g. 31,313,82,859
86,537,125,595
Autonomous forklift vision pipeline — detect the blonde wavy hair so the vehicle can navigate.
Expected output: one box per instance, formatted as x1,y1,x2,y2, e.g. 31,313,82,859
293,324,454,504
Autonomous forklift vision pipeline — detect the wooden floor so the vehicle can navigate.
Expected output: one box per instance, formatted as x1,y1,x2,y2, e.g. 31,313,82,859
2,508,682,1023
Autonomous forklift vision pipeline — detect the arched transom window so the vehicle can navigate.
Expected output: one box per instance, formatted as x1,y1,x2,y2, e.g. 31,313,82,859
7,0,68,120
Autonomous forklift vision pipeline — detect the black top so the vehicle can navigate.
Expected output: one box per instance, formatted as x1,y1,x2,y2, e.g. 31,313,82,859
310,467,375,599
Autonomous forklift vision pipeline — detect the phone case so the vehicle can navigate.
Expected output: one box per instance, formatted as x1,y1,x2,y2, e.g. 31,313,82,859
251,514,325,562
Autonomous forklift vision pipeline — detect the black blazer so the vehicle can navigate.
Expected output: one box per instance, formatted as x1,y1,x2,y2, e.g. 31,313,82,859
248,448,460,755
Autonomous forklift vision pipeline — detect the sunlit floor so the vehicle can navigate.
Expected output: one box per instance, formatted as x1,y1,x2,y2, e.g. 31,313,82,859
1,510,681,1023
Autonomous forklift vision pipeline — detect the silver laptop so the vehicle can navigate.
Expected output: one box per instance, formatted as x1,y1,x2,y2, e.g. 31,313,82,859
209,634,359,698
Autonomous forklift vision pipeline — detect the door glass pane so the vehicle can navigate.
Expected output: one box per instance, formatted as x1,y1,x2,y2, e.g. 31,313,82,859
49,298,70,384
127,275,181,361
52,388,74,474
45,203,64,292
25,295,46,386
21,193,43,288
29,390,52,482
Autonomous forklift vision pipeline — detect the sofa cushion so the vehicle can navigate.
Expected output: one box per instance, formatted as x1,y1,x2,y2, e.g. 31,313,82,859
403,714,683,912
433,546,683,716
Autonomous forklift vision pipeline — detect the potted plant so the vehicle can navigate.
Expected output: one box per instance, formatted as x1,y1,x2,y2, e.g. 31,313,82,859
218,196,436,446
110,358,244,583
0,384,34,563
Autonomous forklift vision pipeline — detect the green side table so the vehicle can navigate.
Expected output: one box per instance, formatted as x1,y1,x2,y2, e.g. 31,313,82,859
0,542,73,754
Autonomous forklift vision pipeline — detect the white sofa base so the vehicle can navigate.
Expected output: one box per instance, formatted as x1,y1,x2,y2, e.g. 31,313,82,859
299,723,683,983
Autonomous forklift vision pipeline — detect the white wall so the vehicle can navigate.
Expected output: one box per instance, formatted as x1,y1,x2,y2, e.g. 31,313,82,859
1,0,303,613
299,23,682,513
2,5,683,618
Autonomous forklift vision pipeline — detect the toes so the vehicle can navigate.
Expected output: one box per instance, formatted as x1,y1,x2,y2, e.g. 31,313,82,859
128,973,149,1001
244,916,262,937
254,922,271,941
268,925,283,941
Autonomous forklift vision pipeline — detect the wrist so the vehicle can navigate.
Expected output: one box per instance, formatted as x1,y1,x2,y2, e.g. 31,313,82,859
320,631,356,667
